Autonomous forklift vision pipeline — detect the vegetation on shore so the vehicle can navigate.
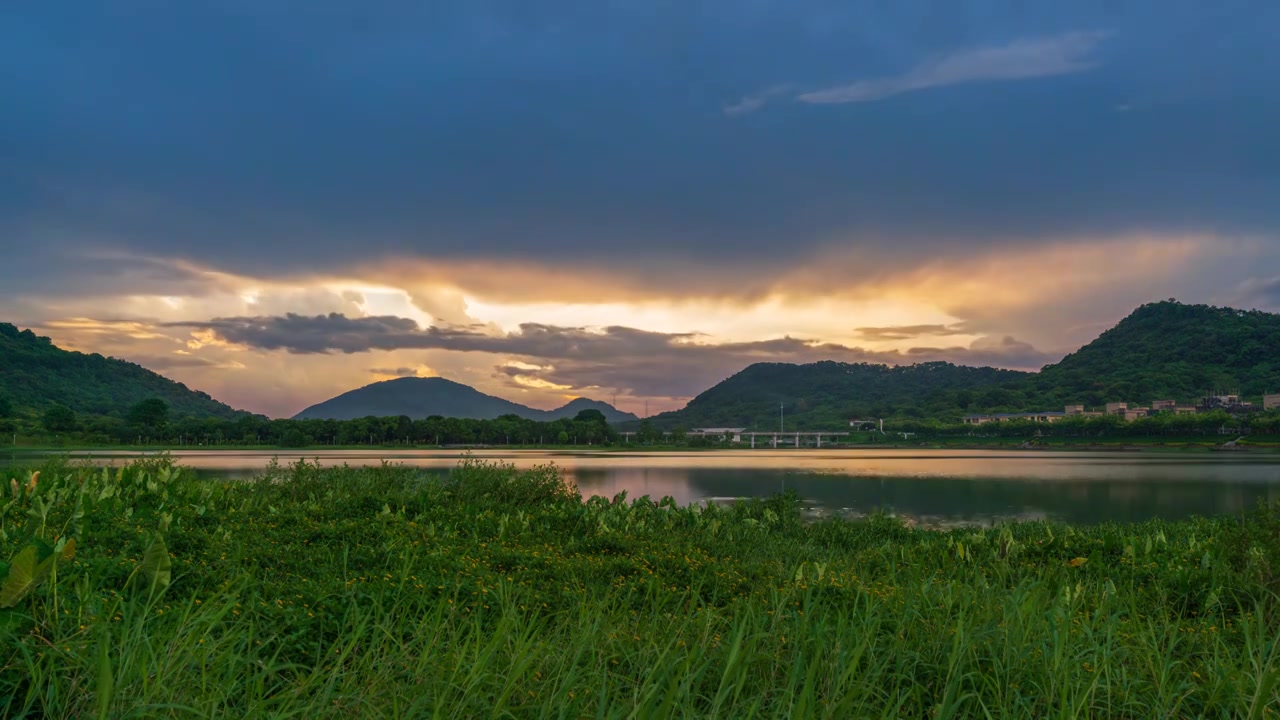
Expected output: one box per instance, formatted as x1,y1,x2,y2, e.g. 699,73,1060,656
1,457,1278,717
5,385,1279,451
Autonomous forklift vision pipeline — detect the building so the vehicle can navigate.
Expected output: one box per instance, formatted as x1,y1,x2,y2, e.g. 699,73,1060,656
1151,400,1176,411
963,411,1065,425
691,427,746,443
1105,402,1128,415
1265,394,1280,411
1199,393,1258,414
1123,408,1150,422
1064,404,1085,415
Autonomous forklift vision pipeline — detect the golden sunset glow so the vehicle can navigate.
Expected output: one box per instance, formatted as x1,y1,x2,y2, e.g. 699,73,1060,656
12,228,1268,419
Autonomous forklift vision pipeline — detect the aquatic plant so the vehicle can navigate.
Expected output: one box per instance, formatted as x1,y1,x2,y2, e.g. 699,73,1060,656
0,456,1277,717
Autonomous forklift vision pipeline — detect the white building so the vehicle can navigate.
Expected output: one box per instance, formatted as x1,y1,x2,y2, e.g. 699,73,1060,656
691,428,747,443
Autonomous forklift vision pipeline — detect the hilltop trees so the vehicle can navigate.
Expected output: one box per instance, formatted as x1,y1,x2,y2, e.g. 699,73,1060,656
0,323,244,420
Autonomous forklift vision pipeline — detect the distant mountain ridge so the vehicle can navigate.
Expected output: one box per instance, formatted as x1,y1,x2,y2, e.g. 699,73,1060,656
645,361,1028,430
7,299,1273,429
642,300,1280,429
293,376,639,423
0,322,247,419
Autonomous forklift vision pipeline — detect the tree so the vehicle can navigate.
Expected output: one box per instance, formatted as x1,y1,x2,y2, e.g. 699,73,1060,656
573,409,607,423
128,398,170,432
279,428,309,448
42,404,77,433
0,393,11,418
638,419,658,444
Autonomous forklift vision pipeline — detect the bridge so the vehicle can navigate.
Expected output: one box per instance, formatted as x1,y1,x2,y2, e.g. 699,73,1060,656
619,430,851,447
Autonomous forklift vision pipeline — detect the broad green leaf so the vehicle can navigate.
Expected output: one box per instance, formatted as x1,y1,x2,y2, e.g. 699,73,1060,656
0,540,55,608
60,537,77,562
130,534,172,599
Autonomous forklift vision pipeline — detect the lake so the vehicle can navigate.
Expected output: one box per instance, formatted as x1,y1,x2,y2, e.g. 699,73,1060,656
31,448,1280,527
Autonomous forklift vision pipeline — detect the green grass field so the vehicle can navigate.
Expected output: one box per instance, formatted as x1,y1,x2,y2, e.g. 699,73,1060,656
1,456,1278,718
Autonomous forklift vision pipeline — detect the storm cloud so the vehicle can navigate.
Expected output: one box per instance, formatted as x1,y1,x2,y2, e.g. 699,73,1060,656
3,3,1278,286
170,313,1056,398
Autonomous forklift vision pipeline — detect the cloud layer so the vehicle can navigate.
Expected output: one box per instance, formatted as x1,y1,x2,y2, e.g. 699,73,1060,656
167,312,1056,399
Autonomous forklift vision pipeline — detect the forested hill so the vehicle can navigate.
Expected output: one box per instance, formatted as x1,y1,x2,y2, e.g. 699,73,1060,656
294,376,638,422
1013,300,1280,408
646,361,1029,430
0,323,245,419
643,301,1280,429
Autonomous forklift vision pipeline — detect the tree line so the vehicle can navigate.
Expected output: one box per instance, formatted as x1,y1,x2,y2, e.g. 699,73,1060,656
0,398,630,447
4,395,1278,448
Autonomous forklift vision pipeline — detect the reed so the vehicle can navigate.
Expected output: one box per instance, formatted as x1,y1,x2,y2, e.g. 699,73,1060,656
1,455,1277,718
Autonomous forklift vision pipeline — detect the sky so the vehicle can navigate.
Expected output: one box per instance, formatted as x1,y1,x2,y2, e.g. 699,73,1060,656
3,2,1279,418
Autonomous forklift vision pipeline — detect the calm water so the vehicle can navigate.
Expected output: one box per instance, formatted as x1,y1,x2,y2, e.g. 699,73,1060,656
36,449,1280,527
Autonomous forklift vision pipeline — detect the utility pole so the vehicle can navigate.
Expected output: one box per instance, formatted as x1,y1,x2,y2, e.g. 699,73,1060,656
780,402,784,433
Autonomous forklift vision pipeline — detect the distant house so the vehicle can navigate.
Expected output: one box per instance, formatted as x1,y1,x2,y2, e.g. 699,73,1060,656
1265,394,1280,411
1105,402,1128,415
1199,394,1259,414
1151,400,1176,411
1123,408,1150,422
963,412,1065,425
691,427,747,442
1064,404,1085,415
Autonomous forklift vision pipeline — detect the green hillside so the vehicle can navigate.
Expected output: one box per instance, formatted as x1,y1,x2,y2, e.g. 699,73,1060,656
645,300,1280,429
647,361,1028,430
0,323,245,420
1014,300,1280,408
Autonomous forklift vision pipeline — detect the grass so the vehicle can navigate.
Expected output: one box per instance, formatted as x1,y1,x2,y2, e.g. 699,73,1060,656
1,456,1279,718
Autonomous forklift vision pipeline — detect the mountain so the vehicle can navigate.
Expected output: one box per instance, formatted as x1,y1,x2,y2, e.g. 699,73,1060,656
1015,300,1280,408
547,397,639,423
645,361,1029,430
643,300,1280,429
293,376,637,422
0,322,246,419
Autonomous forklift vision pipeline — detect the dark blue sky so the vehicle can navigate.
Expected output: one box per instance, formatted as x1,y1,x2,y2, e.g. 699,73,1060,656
5,2,1277,272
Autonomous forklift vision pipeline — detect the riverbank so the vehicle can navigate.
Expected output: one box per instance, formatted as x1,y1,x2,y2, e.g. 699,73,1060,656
7,436,1280,455
2,457,1278,716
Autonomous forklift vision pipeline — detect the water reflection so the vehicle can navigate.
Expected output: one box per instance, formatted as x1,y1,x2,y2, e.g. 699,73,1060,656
35,449,1280,526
